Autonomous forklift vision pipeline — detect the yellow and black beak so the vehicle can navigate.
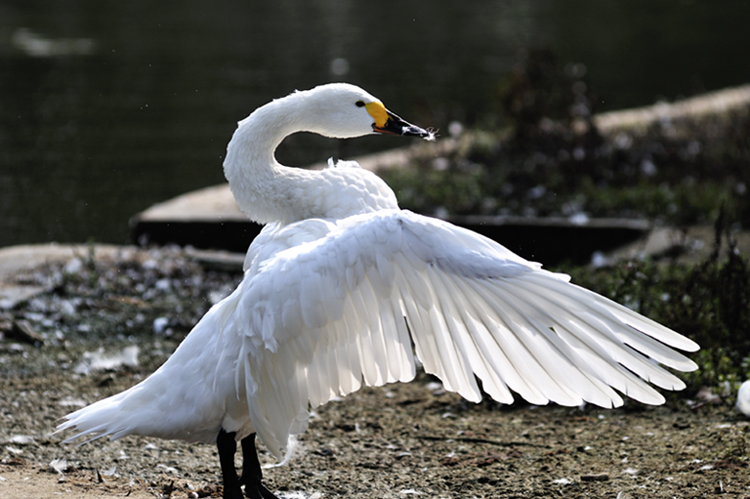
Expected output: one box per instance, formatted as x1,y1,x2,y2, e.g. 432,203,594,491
366,101,434,139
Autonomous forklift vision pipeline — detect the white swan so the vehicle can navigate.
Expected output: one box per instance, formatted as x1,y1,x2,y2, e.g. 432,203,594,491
58,83,699,499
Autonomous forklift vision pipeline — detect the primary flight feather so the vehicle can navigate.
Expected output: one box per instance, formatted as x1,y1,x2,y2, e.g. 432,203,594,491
58,83,699,499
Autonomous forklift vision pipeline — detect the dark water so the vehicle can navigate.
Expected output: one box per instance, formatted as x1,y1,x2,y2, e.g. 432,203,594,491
2,0,749,248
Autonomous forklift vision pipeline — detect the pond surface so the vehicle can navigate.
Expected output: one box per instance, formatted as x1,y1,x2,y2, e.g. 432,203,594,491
2,0,749,248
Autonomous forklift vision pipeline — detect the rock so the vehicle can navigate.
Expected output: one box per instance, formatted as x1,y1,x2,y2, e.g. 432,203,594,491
9,320,44,346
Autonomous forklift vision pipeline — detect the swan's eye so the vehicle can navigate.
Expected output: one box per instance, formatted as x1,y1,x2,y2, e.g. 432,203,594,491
355,100,365,107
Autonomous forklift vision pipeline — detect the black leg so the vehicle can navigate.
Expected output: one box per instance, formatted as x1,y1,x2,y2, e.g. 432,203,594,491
239,433,279,499
217,429,243,499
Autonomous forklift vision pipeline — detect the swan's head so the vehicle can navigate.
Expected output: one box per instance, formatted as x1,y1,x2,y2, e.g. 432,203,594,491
295,83,435,141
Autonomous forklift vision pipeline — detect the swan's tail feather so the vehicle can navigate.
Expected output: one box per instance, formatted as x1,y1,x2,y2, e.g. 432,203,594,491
56,392,131,444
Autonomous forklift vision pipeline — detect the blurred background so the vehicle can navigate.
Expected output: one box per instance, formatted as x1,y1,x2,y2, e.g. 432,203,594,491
2,0,750,248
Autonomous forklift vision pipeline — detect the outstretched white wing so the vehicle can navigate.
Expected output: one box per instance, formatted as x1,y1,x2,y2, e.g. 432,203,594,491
229,210,698,459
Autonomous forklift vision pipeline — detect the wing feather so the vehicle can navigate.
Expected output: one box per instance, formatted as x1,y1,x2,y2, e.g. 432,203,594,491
379,293,405,382
488,279,625,405
234,210,698,460
435,272,526,405
425,266,482,401
352,286,386,387
339,296,364,393
523,275,698,367
358,277,389,385
448,276,543,403
505,275,693,388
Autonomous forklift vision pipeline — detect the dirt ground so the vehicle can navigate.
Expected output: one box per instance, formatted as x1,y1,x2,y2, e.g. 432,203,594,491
1,245,749,499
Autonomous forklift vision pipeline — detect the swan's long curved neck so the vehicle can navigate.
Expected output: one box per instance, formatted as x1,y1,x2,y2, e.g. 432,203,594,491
223,97,316,226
